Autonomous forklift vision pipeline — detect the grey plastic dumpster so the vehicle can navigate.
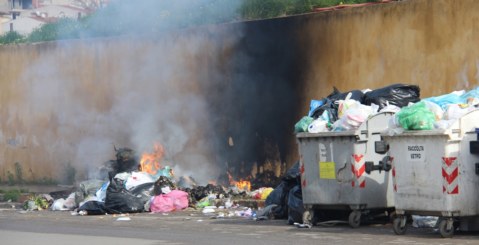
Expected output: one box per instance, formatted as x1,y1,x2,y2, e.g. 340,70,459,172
381,109,479,238
296,112,395,228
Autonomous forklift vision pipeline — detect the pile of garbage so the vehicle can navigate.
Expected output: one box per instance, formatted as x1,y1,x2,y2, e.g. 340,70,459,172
295,83,479,134
21,147,275,217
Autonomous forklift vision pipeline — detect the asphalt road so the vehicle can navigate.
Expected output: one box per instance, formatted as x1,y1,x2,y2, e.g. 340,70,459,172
0,208,478,245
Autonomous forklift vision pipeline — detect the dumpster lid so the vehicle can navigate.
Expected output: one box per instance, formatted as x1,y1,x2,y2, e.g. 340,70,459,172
381,129,451,137
296,130,357,138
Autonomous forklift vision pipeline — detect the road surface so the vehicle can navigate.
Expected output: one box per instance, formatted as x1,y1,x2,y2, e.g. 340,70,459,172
0,208,478,245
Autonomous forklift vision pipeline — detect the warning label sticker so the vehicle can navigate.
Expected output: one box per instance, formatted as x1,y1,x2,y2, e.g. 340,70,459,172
319,162,336,179
407,145,425,161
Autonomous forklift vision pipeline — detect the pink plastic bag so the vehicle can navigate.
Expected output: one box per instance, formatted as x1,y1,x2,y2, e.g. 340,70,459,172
150,190,189,213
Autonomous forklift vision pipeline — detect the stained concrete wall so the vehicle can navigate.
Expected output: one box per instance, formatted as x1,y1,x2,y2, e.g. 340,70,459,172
299,0,479,101
0,0,478,184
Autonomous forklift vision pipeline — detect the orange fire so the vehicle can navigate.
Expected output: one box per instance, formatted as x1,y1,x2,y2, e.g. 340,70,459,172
140,143,164,175
235,180,252,192
227,171,251,191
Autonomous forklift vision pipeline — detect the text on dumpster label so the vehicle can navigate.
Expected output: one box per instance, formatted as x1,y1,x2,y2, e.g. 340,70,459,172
319,161,336,179
407,145,425,161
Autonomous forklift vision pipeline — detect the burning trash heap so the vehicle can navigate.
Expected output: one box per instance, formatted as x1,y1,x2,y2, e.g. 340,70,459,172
25,144,279,218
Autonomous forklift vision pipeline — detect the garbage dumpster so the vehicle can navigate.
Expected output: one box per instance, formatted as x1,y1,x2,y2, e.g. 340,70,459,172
382,109,479,238
296,112,395,228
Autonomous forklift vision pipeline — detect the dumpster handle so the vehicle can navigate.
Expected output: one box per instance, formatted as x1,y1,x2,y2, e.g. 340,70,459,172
365,156,392,174
470,128,479,155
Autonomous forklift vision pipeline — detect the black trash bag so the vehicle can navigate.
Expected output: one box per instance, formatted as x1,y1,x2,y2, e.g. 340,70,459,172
130,182,155,204
264,161,303,219
311,88,365,121
283,161,300,185
108,147,139,179
104,178,145,214
310,98,338,122
264,181,289,219
130,182,155,195
78,201,109,215
363,84,420,110
287,185,304,225
327,87,364,102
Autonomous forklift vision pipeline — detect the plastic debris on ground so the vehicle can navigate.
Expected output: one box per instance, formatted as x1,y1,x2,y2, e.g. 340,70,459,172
294,222,312,228
23,194,52,211
252,187,274,200
116,216,131,221
412,215,439,228
255,204,277,221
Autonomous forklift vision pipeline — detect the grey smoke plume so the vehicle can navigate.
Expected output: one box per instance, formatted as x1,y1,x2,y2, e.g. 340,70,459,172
80,0,243,38
15,0,244,184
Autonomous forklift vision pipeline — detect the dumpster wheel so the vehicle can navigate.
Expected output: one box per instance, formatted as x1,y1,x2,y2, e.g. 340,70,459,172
348,211,361,228
302,209,314,226
438,219,454,238
393,216,407,235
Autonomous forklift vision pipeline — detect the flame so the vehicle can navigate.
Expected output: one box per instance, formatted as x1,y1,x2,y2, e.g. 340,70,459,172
140,143,164,175
227,171,251,191
235,180,251,191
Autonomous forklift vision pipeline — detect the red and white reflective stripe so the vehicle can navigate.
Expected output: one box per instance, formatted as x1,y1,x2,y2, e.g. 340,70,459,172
442,157,459,194
389,157,396,192
299,154,307,187
351,154,365,188
392,167,397,192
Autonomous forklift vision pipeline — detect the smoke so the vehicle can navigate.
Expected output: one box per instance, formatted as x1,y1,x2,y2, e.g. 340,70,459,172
78,0,243,39
15,0,244,184
6,0,306,186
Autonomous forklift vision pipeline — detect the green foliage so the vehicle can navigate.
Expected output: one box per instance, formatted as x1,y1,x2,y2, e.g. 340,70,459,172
1,0,380,44
312,0,380,7
4,189,21,202
0,31,25,44
240,0,380,20
239,0,289,19
27,18,84,43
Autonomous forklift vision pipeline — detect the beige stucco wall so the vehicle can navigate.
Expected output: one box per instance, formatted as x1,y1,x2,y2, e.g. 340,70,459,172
299,0,479,101
0,34,235,183
0,0,478,183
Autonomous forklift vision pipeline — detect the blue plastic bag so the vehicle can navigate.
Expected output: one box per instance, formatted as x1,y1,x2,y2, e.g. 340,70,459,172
308,99,325,117
423,92,466,109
